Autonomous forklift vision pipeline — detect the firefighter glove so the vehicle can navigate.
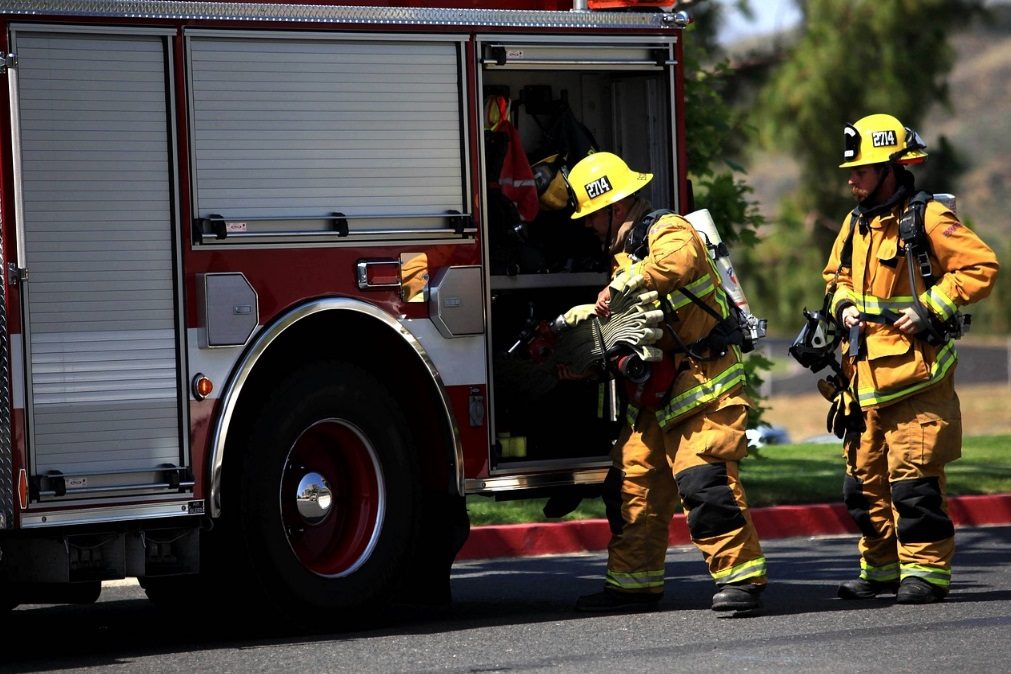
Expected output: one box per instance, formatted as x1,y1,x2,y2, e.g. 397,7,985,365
817,374,846,401
552,284,664,373
826,387,865,439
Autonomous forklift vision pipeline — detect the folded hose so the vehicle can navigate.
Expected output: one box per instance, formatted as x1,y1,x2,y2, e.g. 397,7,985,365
552,272,665,373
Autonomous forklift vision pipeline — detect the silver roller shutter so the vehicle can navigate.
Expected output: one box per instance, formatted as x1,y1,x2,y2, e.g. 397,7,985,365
12,29,183,487
187,33,467,236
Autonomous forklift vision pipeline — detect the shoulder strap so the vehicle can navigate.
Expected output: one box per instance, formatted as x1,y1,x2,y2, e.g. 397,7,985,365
839,210,859,269
625,208,673,261
898,190,935,287
675,285,750,357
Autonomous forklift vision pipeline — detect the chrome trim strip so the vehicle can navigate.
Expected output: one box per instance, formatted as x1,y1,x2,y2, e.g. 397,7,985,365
6,35,29,528
188,237,477,252
208,298,463,518
483,59,674,68
38,481,195,497
2,2,676,30
198,228,478,242
198,212,473,223
465,467,608,494
19,500,204,528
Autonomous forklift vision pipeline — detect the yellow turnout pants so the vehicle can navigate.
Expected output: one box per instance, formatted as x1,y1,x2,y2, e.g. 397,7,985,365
843,376,961,590
604,402,767,594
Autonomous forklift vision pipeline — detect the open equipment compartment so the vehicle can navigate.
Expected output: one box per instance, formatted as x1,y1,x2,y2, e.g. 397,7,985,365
479,36,677,470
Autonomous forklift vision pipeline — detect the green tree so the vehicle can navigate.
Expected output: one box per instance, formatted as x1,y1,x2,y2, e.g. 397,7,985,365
757,0,984,235
744,0,987,332
681,5,771,428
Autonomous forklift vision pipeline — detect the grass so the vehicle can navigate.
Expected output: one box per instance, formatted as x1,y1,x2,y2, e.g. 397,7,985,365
466,434,1011,525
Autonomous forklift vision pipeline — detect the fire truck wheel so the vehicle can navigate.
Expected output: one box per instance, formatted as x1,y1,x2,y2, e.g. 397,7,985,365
239,361,421,620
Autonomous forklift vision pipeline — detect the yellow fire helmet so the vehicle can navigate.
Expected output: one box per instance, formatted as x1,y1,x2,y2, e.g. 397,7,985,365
840,113,928,168
567,151,653,219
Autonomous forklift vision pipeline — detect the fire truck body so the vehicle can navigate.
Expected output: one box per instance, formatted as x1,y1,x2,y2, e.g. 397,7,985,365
0,0,687,614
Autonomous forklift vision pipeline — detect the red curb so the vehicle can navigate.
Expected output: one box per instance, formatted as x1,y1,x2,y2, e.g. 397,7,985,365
456,493,1011,561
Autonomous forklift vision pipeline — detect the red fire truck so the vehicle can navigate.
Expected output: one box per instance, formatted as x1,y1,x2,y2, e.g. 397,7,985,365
0,0,692,616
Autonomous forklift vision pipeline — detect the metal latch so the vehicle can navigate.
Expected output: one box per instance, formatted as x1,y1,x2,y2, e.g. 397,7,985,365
7,263,27,286
0,53,16,75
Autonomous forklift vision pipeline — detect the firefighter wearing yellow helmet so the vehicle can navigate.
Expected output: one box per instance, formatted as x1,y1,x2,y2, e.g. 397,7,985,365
840,112,928,168
822,114,999,604
564,151,768,615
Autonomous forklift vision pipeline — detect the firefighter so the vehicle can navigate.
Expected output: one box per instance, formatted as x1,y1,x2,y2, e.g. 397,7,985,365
564,152,768,614
824,113,999,604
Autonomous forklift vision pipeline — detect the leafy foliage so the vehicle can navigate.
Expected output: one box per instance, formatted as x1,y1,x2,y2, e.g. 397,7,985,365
757,0,985,232
681,13,770,421
744,0,989,333
683,27,764,247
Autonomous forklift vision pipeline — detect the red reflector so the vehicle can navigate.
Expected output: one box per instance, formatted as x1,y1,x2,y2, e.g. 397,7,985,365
368,270,401,286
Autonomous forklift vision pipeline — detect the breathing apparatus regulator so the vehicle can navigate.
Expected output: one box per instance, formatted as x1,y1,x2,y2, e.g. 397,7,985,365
789,291,865,439
789,290,843,376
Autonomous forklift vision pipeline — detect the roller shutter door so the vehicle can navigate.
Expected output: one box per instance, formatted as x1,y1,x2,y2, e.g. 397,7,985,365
11,29,183,490
187,33,467,233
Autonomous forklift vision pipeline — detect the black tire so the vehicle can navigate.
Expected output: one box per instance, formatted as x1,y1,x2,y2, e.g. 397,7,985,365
0,583,17,612
237,361,421,621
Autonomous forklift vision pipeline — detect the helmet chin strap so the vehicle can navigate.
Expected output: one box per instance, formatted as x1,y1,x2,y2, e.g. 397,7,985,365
604,204,615,256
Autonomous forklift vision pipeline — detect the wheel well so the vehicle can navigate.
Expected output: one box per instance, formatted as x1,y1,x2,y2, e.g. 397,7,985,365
224,308,458,502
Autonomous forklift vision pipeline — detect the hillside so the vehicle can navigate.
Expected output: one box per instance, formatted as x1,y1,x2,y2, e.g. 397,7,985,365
737,5,1011,246
925,5,1011,242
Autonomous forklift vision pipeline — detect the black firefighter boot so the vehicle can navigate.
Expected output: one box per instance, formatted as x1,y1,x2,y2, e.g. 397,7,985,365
575,588,662,612
711,582,765,615
837,578,899,600
895,577,947,604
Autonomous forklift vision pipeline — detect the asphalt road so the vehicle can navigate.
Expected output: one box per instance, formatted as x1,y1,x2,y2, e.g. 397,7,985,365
3,526,1010,673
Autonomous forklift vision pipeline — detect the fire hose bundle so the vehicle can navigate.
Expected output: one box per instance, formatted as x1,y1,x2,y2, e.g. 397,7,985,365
551,270,665,375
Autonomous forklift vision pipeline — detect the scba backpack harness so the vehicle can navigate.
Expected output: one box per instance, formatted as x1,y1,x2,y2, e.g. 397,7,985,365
809,192,969,439
626,209,763,359
841,191,970,346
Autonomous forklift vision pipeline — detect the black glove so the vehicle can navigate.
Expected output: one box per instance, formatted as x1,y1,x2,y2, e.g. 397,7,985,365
826,387,866,439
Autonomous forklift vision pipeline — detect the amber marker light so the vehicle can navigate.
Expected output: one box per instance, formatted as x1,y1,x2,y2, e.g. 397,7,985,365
192,373,213,400
18,469,28,510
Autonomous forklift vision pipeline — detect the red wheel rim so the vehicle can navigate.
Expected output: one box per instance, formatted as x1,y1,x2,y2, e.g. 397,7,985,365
281,419,384,577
